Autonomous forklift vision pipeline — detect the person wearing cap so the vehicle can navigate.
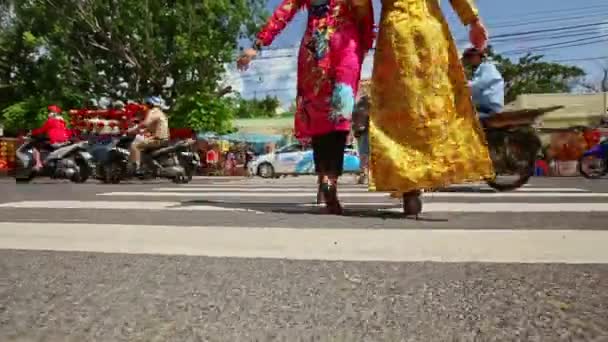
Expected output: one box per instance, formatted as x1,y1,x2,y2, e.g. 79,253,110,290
462,47,505,119
128,96,169,175
31,105,72,170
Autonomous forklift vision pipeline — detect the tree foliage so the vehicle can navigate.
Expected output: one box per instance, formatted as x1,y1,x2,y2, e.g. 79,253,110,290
484,47,586,103
235,95,281,119
170,92,236,134
0,0,266,133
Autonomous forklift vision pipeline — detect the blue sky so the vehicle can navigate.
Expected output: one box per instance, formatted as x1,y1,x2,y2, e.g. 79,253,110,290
230,0,608,107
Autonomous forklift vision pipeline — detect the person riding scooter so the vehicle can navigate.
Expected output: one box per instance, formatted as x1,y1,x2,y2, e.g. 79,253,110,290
30,105,72,170
128,96,169,175
462,47,505,119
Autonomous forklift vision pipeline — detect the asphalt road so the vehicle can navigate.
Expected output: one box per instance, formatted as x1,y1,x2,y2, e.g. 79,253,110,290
1,175,608,341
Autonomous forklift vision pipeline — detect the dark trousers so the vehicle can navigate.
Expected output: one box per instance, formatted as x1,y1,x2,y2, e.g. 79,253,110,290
311,131,348,176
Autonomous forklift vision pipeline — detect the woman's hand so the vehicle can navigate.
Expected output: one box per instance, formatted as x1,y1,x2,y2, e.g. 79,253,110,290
237,48,258,71
469,18,488,50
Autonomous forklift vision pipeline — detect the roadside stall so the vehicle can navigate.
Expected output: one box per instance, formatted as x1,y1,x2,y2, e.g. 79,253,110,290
0,138,17,176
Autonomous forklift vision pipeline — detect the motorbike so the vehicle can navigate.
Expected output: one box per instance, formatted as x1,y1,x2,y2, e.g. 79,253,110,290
14,135,95,183
578,137,607,179
176,138,201,182
482,106,563,191
100,135,197,184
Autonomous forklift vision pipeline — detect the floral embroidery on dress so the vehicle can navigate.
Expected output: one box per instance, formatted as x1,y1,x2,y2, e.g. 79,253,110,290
307,27,330,60
306,0,332,60
329,82,355,123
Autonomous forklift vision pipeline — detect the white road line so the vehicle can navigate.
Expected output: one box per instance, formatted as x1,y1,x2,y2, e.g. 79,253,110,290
97,191,608,198
499,188,588,192
1,222,607,264
378,202,608,213
300,202,608,212
154,187,370,192
0,201,264,213
176,182,503,188
2,201,606,213
153,187,588,193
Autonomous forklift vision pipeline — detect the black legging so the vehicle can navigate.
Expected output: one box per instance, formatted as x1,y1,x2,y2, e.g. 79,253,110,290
311,131,348,176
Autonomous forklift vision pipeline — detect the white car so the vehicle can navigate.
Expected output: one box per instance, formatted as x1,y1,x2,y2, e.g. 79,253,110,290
249,143,361,178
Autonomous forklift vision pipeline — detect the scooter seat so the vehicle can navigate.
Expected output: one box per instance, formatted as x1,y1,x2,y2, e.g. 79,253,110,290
51,142,71,149
149,142,181,157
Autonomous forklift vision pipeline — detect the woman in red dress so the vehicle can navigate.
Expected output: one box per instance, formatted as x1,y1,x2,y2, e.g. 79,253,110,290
237,0,374,214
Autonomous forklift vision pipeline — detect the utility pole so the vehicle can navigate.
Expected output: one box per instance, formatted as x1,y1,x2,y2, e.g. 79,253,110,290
602,68,607,118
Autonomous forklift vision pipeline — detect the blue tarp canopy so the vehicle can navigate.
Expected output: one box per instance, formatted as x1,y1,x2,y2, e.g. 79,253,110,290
197,132,220,140
220,132,284,144
197,132,283,143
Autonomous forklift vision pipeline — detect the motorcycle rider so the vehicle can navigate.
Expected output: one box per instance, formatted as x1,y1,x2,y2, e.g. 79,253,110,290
128,96,169,175
462,47,505,119
31,105,72,170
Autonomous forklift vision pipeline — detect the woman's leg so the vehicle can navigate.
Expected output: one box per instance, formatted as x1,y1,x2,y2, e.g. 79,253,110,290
311,136,326,205
322,131,348,214
32,148,43,170
357,131,369,184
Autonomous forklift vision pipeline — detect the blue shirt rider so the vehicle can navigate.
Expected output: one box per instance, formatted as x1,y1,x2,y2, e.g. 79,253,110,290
462,47,505,119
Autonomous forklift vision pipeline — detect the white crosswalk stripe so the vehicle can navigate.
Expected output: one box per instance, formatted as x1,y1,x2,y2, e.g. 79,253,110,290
2,177,608,263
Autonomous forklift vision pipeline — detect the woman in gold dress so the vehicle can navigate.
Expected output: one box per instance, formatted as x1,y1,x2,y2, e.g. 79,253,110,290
369,0,495,216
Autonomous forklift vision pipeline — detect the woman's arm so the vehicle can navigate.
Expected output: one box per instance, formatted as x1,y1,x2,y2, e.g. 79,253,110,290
448,0,479,26
32,120,52,136
257,0,304,47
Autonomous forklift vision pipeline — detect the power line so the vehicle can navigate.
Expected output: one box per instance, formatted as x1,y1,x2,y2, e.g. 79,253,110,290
491,21,608,39
501,37,608,56
502,33,608,52
489,29,599,45
551,56,608,63
489,11,608,30
484,4,608,23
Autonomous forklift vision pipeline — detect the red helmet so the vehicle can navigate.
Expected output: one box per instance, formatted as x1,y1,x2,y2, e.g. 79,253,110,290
48,105,62,114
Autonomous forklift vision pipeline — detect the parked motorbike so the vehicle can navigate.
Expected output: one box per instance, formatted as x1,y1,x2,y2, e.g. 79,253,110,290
482,106,563,191
100,135,195,184
578,137,607,179
15,135,95,183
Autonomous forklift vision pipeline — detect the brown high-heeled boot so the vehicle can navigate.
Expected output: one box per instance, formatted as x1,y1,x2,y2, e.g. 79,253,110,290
320,182,343,215
402,190,422,218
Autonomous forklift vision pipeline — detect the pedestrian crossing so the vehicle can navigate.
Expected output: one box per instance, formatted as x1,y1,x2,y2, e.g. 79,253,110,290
1,177,608,264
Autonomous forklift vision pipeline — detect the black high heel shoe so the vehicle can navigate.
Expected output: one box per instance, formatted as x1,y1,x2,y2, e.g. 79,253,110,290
402,191,422,219
320,182,343,215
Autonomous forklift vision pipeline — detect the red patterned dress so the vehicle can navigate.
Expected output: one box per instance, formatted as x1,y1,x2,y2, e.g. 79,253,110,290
256,0,374,140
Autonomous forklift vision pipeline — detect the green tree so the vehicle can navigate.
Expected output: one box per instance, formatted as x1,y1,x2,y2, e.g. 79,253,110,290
484,47,586,103
235,95,281,118
0,0,266,133
170,92,236,134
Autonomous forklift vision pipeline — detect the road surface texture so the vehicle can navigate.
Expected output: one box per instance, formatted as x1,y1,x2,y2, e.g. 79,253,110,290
1,175,608,341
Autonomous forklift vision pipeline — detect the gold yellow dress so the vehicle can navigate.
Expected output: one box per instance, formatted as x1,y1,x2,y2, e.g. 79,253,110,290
369,0,495,193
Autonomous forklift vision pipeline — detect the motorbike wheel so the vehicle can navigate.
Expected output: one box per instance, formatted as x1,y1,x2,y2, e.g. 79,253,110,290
486,132,537,192
15,174,35,183
180,164,195,183
71,158,92,183
578,155,607,179
104,161,125,184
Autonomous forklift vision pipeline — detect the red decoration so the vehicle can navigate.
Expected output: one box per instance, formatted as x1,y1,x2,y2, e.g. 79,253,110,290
583,129,601,149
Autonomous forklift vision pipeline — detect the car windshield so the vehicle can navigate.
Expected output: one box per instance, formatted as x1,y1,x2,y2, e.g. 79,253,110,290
277,144,303,153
